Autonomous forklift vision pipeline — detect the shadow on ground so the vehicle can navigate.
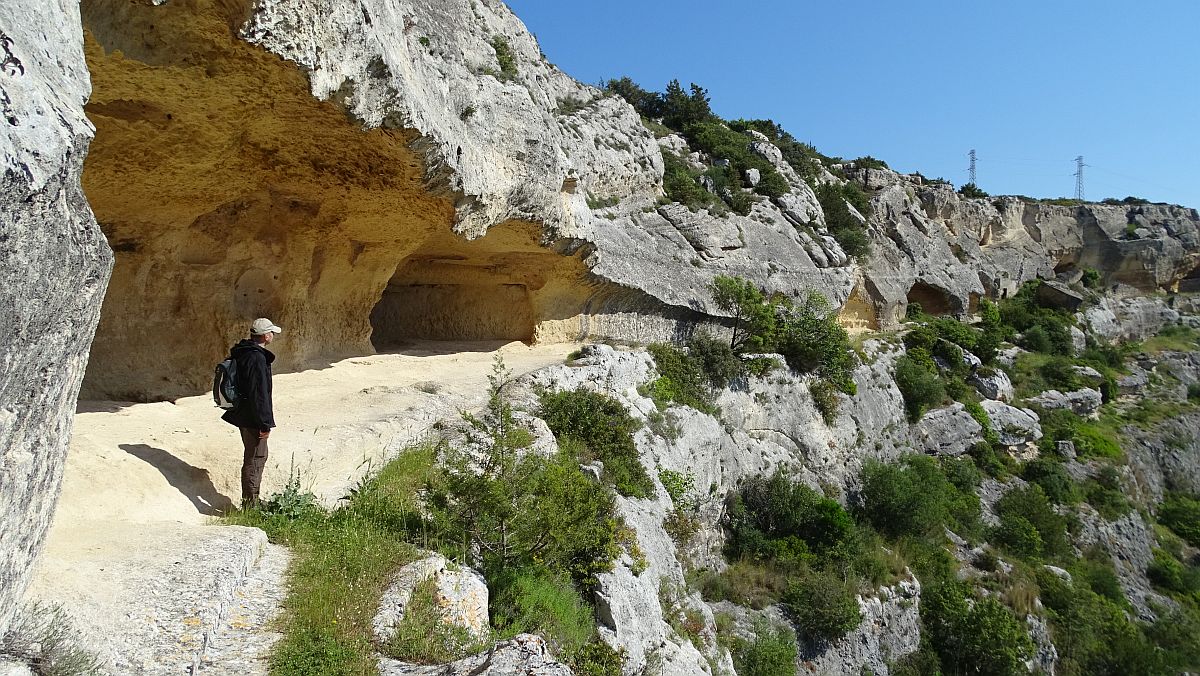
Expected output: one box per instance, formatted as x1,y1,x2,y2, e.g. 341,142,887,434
120,444,234,516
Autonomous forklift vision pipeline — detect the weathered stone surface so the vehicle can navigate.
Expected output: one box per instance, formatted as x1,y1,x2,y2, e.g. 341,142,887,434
1025,613,1059,675
1076,510,1175,621
1084,295,1183,343
0,0,113,639
1036,280,1085,311
1124,410,1200,503
378,634,573,676
914,404,982,456
1027,388,1103,417
26,523,286,674
0,658,32,676
374,554,490,644
980,401,1042,446
970,367,1014,402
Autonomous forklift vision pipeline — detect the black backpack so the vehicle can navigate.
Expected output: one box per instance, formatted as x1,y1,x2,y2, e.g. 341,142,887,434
213,358,239,409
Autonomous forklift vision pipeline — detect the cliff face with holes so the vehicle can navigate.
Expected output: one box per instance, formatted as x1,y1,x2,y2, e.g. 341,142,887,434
0,0,112,639
74,0,1200,402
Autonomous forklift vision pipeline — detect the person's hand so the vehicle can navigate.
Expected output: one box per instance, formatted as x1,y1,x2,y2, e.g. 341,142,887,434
259,429,270,439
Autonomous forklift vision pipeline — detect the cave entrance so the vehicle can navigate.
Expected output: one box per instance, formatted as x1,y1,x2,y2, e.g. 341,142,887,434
368,222,569,349
1180,265,1200,293
906,282,955,316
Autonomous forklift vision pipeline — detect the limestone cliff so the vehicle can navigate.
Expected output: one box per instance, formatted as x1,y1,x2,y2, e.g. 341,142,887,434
75,0,1200,403
0,0,112,638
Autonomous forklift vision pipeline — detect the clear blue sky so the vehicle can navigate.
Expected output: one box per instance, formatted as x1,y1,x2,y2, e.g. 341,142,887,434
507,1,1199,208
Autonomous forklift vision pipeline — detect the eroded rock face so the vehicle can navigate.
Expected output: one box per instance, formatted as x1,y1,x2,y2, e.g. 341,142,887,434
373,554,490,645
0,0,112,637
378,634,572,676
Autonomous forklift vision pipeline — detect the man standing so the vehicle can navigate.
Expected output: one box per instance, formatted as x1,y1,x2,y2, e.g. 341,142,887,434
221,317,282,508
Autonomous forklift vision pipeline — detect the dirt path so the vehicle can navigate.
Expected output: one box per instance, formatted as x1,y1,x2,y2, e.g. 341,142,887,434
26,340,577,673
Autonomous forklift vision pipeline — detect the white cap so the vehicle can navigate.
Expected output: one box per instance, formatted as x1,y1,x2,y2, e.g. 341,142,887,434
251,318,282,335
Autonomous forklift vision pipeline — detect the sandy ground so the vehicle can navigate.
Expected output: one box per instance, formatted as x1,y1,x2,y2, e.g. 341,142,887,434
26,340,577,671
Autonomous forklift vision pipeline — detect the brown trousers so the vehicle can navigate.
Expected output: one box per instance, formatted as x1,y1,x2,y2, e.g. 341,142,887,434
239,427,269,505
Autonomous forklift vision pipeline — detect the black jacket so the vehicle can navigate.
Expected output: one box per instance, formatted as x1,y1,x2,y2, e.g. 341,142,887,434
221,339,276,431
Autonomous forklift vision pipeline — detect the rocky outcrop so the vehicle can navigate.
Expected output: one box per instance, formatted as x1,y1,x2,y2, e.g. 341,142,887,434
980,401,1042,447
0,0,112,639
1026,388,1103,418
373,554,491,645
914,404,982,457
378,634,572,676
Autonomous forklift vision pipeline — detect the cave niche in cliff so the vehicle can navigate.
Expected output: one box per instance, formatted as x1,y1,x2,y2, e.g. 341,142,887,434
906,282,955,316
1181,265,1200,293
369,222,586,349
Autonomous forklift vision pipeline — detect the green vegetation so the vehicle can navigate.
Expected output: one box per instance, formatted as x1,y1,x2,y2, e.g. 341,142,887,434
922,582,1034,676
539,388,653,499
719,472,874,641
730,623,797,676
992,485,1069,561
491,36,517,79
226,448,430,673
227,359,631,673
894,353,944,421
859,455,982,542
1159,491,1200,547
958,182,989,198
661,150,723,212
707,275,858,419
728,118,839,181
388,578,484,663
643,333,740,416
815,182,872,259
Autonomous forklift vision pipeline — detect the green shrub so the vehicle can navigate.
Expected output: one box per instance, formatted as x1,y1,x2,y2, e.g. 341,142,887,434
646,342,718,415
1158,492,1200,547
933,317,980,352
773,291,859,393
859,455,981,541
958,182,989,198
662,150,722,211
686,332,742,388
993,514,1044,560
894,354,945,421
491,568,595,658
782,569,862,642
728,118,835,181
661,79,714,130
727,472,855,564
993,485,1069,561
923,582,1034,676
816,182,871,260
733,623,798,676
491,36,518,79
539,388,653,499
1073,424,1123,460
1021,457,1077,505
810,379,840,425
1083,466,1130,520
1081,268,1102,289
570,640,626,676
942,456,983,492
970,440,1013,478
1041,356,1080,390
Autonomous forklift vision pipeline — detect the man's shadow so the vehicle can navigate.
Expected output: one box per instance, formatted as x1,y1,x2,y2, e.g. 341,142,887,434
120,444,234,516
